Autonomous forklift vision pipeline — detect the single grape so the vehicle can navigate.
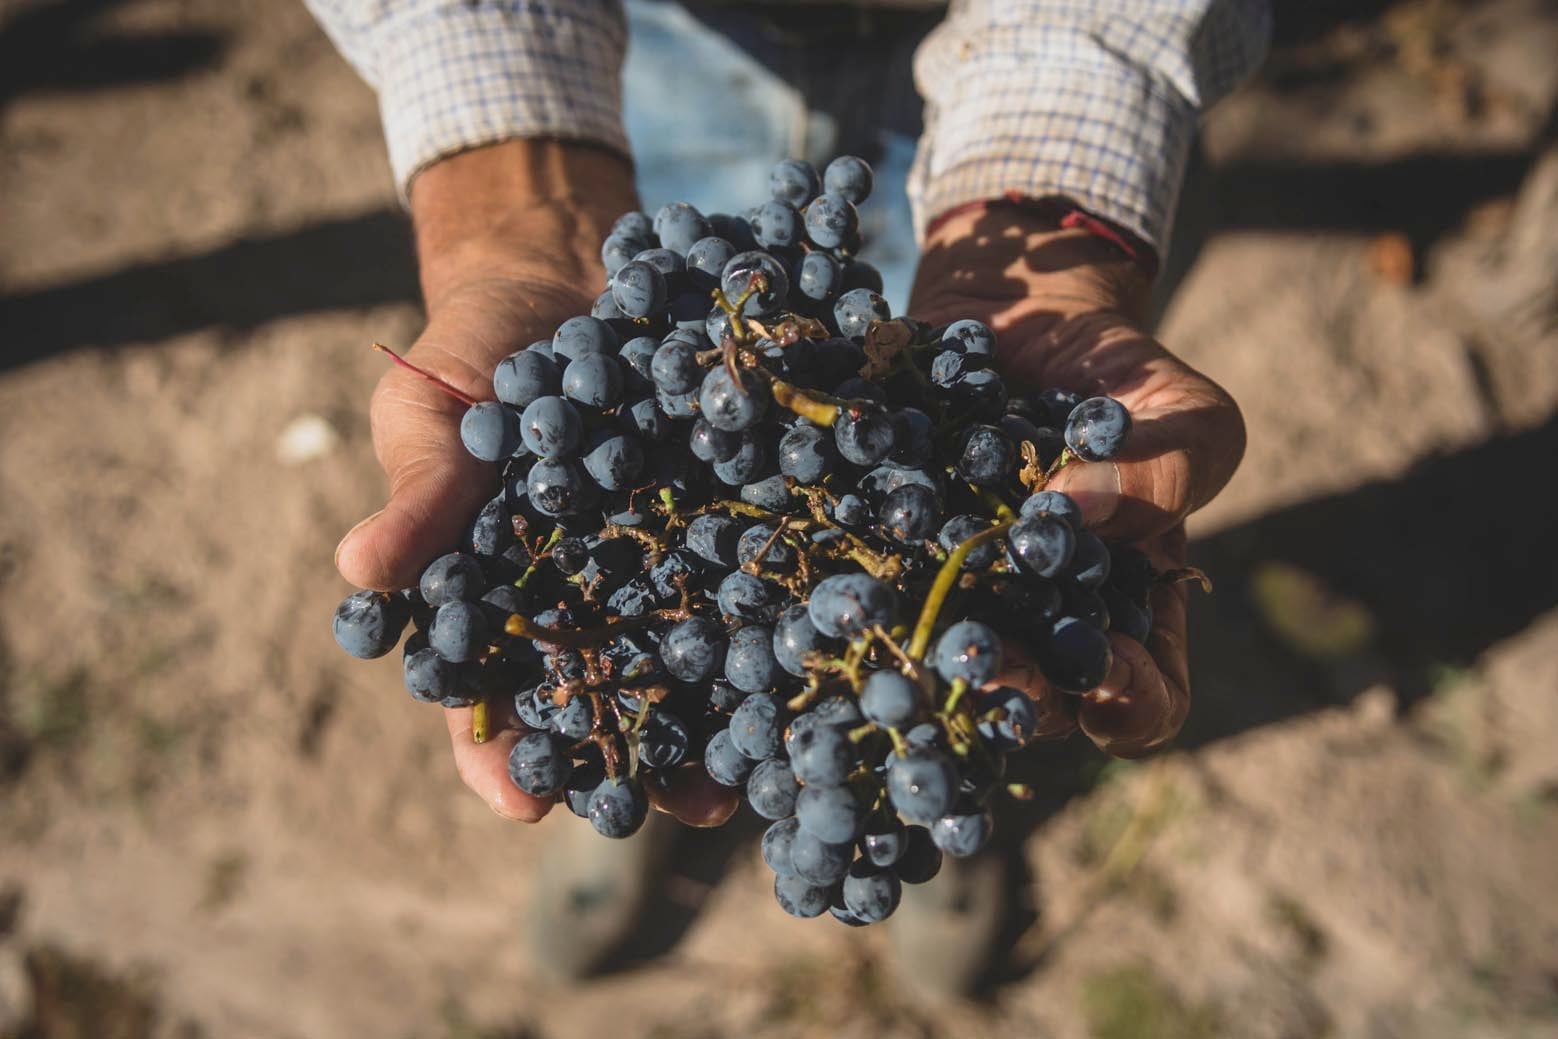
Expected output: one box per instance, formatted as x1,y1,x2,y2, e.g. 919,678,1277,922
933,619,1004,688
588,777,649,838
803,191,859,249
685,513,741,568
762,816,802,875
1008,514,1077,578
403,643,461,702
725,624,781,694
651,337,702,394
738,522,796,569
788,722,855,788
493,349,562,408
938,515,998,570
525,457,588,517
698,366,770,432
749,199,804,250
686,235,736,291
552,315,618,361
581,429,644,491
834,403,896,465
839,259,883,294
930,349,968,388
656,202,712,254
703,727,755,786
1020,489,1083,528
600,233,639,276
550,537,589,575
879,483,941,544
774,874,832,919
611,259,669,318
688,417,740,463
795,250,843,302
1064,396,1132,461
419,552,485,606
562,353,623,408
507,731,570,798
428,600,489,662
1039,616,1113,693
831,493,871,527
940,318,997,359
842,860,902,923
659,616,728,682
823,155,874,204
769,158,821,208
469,496,516,556
949,368,1008,418
796,784,866,844
930,804,995,858
833,287,890,341
777,423,835,483
1038,387,1084,426
740,474,792,513
861,820,907,867
887,408,935,468
1102,586,1153,643
717,571,778,623
563,755,606,818
1069,531,1112,587
860,670,923,728
885,748,958,823
721,250,790,316
773,604,836,678
747,758,801,820
789,829,853,886
655,387,700,420
807,573,896,638
519,395,582,459
956,424,1016,486
895,826,943,884
809,695,865,729
332,589,409,659
612,210,654,243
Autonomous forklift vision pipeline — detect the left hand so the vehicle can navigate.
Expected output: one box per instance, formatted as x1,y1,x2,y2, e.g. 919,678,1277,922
909,205,1246,756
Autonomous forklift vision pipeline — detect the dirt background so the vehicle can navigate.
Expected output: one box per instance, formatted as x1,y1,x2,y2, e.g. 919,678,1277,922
2,1,1558,1037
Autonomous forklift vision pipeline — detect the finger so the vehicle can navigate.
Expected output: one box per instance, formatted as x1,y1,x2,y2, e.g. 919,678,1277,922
336,345,495,591
991,643,1078,742
445,705,556,822
647,765,741,827
1048,393,1242,543
1077,579,1190,757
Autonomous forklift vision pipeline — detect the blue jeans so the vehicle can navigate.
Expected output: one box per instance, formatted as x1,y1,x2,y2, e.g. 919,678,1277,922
621,0,931,309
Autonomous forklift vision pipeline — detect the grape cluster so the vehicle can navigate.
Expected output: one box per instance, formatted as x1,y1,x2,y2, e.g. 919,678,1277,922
332,156,1165,925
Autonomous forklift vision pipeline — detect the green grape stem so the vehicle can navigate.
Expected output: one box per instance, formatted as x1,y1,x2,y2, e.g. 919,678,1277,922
906,520,1014,661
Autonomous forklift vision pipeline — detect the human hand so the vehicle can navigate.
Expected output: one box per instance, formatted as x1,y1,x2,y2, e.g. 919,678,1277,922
909,205,1246,757
334,141,738,826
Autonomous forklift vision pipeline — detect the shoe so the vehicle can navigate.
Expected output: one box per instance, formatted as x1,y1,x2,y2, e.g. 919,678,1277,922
524,810,678,981
884,845,1031,1001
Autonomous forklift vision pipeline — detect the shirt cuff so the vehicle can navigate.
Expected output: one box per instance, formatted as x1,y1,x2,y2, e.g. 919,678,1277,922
908,31,1197,255
370,1,630,197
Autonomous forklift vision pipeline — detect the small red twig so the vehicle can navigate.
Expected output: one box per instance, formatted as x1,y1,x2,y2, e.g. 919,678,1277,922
371,342,479,407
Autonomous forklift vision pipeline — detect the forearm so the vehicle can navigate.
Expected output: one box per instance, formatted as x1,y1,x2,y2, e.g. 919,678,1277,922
410,139,637,313
910,0,1272,258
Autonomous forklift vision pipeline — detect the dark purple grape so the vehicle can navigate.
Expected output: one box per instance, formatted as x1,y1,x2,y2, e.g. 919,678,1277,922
562,354,623,408
525,457,588,517
703,727,754,786
725,625,781,694
895,826,943,884
519,395,582,459
834,403,895,465
588,777,648,838
507,731,570,797
1040,616,1114,693
773,604,836,678
747,758,801,820
796,251,843,302
823,155,874,204
778,423,835,482
428,600,489,662
581,429,644,491
685,513,741,567
769,158,821,208
879,483,941,544
698,366,770,432
1008,514,1077,578
686,235,736,291
332,589,409,659
940,319,997,360
611,259,669,318
420,552,485,606
975,686,1040,751
656,202,712,255
861,820,907,867
807,573,896,638
494,350,562,408
762,816,801,875
789,829,853,885
938,515,998,570
842,860,901,923
550,694,594,741
803,191,858,250
738,522,797,569
788,722,854,788
956,424,1016,486
796,784,866,844
552,316,618,361
1065,396,1133,461
774,874,832,919
860,670,923,728
1020,489,1083,528
717,571,778,623
930,804,995,858
689,418,741,462
933,620,1003,687
833,287,890,341
885,748,958,823
749,199,804,250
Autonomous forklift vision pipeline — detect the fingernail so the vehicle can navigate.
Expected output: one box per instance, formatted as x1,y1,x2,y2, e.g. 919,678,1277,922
1050,462,1121,527
335,509,383,569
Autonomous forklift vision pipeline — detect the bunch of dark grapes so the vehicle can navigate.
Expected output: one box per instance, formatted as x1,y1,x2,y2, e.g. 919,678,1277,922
332,156,1169,926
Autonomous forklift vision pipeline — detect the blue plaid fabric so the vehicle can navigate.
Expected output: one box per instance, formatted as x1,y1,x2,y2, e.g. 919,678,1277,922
305,0,1270,253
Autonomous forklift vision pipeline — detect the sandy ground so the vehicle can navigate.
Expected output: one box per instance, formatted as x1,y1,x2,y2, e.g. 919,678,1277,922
2,1,1557,1037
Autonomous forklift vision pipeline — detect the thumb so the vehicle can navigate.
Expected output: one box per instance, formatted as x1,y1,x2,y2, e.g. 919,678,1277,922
335,354,494,591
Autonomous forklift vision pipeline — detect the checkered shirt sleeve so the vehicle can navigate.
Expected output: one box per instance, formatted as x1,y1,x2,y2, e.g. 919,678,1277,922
303,1,629,195
908,0,1271,253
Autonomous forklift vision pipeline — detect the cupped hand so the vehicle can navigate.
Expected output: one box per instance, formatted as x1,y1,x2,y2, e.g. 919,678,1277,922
910,205,1246,757
334,141,739,826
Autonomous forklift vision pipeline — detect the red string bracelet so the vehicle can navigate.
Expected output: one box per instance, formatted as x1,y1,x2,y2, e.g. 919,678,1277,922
924,192,1158,278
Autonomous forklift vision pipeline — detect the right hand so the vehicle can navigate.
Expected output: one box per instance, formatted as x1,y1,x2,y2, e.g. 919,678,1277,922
335,141,739,828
